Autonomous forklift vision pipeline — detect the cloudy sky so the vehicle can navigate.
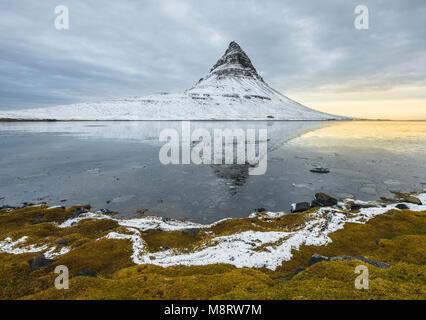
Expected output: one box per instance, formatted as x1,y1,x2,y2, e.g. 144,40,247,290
1,0,425,119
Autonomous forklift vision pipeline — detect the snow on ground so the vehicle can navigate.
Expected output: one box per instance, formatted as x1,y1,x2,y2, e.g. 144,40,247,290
102,199,426,270
0,236,70,258
1,193,424,270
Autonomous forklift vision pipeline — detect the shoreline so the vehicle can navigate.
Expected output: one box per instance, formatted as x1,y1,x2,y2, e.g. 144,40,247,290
0,191,425,299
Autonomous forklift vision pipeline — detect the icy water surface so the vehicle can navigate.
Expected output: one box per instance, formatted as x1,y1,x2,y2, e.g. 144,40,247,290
0,121,425,223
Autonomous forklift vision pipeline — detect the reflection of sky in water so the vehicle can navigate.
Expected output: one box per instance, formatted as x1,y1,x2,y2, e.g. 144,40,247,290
290,121,426,153
0,121,425,223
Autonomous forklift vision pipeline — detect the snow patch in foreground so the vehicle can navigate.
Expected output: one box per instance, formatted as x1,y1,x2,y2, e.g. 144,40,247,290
0,236,70,258
104,201,426,270
1,193,425,270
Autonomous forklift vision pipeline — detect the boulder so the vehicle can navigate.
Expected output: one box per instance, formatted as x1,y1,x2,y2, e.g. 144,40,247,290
291,202,311,213
350,204,362,211
396,204,409,210
27,255,55,271
314,193,338,207
55,238,68,245
403,196,422,205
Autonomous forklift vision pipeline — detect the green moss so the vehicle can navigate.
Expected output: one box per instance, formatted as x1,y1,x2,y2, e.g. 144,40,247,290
0,200,425,300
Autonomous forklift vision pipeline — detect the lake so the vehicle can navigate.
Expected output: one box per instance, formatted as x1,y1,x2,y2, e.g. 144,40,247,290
0,121,425,223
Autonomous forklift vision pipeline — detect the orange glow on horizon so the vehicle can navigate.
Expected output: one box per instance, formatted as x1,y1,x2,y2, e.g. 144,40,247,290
286,86,426,120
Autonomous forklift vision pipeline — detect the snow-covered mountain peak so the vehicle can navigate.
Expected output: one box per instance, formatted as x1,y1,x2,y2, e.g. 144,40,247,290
0,41,348,120
187,41,280,98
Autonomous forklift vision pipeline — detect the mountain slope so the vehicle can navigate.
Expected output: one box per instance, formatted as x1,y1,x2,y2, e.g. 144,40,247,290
0,42,346,120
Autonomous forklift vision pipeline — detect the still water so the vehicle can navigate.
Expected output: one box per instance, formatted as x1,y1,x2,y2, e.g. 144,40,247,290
0,121,425,223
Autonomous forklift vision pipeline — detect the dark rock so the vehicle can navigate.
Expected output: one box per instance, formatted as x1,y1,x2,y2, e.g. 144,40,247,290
310,168,330,174
314,193,338,207
27,255,54,271
330,256,357,262
308,254,330,266
308,253,391,269
350,204,362,211
73,208,88,215
255,208,266,213
291,202,311,213
293,267,305,275
403,196,422,205
357,256,391,269
396,203,409,210
73,269,97,278
384,211,394,215
182,228,200,236
311,200,324,208
56,238,68,245
0,205,17,210
99,208,113,214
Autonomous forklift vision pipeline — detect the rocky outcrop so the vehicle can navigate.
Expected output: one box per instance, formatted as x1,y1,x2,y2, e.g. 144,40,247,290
308,253,391,269
27,255,55,271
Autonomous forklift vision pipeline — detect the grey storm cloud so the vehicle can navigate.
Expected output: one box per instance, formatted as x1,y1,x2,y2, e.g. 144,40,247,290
0,0,425,109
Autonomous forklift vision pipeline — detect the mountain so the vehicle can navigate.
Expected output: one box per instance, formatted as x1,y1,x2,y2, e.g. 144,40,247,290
0,42,346,120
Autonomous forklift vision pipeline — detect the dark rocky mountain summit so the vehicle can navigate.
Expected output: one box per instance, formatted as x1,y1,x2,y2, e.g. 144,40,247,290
207,41,265,82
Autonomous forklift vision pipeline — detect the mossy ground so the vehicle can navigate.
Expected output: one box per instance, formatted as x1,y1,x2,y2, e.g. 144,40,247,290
0,202,425,300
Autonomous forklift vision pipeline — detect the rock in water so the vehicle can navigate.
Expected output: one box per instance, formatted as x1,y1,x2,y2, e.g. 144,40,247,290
310,168,330,174
403,196,422,205
313,193,338,207
27,255,54,271
291,202,311,213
